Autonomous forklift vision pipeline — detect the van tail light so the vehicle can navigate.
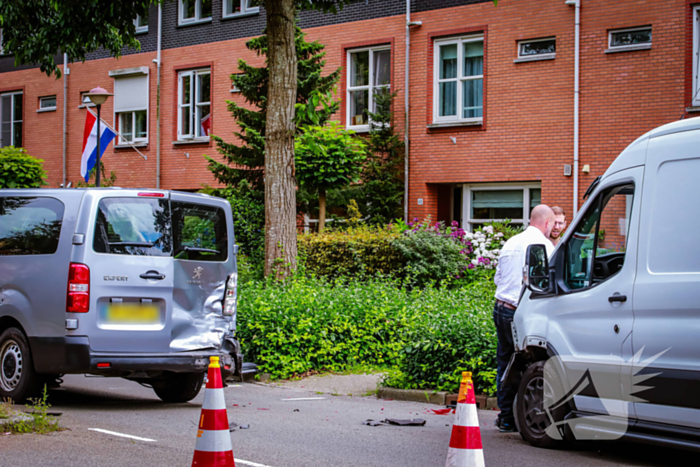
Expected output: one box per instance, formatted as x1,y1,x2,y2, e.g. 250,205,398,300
223,273,237,317
67,263,90,313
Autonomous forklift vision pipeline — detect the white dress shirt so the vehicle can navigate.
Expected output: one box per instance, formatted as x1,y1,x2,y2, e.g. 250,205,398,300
494,226,554,308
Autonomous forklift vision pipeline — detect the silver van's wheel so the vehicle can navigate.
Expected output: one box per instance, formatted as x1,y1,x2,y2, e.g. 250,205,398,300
0,328,39,402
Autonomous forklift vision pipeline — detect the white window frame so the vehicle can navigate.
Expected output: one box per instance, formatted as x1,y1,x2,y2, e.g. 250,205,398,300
608,26,652,50
433,34,484,125
222,0,259,18
517,37,556,59
117,110,149,145
693,7,700,106
0,91,23,147
134,14,148,34
178,68,211,140
346,47,391,132
38,95,57,112
179,0,212,25
461,182,541,232
230,74,245,93
0,29,4,56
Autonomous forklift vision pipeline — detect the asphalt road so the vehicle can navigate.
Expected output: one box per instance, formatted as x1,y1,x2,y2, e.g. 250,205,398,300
0,375,690,466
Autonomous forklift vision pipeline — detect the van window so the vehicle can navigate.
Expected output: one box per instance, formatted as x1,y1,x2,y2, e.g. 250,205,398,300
564,183,633,290
172,202,228,262
0,197,64,255
93,198,171,256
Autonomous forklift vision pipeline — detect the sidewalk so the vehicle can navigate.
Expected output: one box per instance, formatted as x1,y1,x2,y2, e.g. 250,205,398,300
263,372,384,397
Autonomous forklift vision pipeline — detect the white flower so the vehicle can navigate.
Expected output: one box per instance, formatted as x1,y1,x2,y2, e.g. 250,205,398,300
495,232,504,238
484,226,494,234
471,259,478,265
500,240,506,245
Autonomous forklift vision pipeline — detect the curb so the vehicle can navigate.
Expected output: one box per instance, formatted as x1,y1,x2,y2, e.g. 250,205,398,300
377,387,449,405
378,388,499,409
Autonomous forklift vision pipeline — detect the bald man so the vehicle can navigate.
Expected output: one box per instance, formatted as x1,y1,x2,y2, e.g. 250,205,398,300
492,204,555,433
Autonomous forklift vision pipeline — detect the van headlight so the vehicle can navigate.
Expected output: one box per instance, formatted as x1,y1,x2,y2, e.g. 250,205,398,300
223,272,238,325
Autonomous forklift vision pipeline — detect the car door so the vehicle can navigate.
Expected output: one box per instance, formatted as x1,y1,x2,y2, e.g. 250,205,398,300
632,129,700,428
169,193,235,352
545,167,642,419
78,191,174,353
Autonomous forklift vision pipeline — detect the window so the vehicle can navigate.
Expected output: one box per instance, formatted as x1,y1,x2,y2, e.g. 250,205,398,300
134,13,149,33
178,68,211,140
346,47,391,130
112,70,149,144
180,0,212,24
564,184,634,290
93,198,171,257
608,27,652,50
80,91,96,108
0,91,22,148
0,29,4,55
462,184,540,231
0,197,64,255
693,7,700,106
172,202,228,262
230,74,245,93
517,38,555,58
38,96,57,112
223,0,259,18
434,35,483,124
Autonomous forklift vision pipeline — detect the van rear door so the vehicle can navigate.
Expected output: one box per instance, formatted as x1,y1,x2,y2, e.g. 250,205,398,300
168,193,235,352
78,192,174,353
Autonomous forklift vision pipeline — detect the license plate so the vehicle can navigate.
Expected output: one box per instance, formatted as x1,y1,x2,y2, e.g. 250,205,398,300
106,303,160,324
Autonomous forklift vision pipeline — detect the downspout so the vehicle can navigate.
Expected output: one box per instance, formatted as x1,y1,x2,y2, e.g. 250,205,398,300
573,0,580,215
405,0,421,222
155,4,162,189
62,53,69,187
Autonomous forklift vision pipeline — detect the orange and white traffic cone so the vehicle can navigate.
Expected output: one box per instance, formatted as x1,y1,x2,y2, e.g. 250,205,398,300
445,371,485,467
192,356,235,467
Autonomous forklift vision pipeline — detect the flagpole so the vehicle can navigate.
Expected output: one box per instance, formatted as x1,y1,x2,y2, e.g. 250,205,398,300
96,104,102,187
86,107,148,161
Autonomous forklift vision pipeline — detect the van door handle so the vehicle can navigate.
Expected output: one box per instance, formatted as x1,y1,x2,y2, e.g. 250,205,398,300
140,271,166,280
608,294,627,303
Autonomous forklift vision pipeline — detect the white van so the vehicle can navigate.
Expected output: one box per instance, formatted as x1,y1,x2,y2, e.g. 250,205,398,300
509,118,700,451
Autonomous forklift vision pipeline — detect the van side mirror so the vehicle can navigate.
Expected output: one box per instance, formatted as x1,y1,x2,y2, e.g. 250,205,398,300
524,244,551,294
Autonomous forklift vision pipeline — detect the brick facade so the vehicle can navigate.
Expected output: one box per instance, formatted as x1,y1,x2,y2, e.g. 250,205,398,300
0,0,692,229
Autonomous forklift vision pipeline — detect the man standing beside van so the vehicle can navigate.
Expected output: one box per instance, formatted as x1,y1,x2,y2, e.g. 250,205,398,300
493,205,555,432
549,206,567,247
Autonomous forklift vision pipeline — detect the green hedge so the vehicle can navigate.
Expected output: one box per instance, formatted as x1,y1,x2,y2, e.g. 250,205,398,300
0,147,47,189
298,225,405,279
236,276,497,394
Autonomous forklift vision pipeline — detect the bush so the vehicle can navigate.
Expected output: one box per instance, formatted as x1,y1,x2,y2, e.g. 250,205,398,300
382,280,498,395
0,147,47,189
236,276,497,394
298,224,405,279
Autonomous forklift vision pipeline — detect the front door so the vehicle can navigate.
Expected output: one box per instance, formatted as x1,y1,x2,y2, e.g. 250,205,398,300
546,167,642,420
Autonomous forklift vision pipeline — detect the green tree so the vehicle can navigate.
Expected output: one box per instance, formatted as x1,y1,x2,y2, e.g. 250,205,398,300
295,122,368,232
207,27,340,190
0,147,47,189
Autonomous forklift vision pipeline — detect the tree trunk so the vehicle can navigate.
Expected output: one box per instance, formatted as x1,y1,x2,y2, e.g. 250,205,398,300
318,189,326,233
263,0,298,279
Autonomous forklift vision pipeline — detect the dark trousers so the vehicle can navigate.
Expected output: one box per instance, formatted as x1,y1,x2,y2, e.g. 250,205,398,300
493,301,520,424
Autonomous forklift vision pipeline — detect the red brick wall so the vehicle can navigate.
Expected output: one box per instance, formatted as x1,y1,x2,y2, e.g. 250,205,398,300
0,0,691,230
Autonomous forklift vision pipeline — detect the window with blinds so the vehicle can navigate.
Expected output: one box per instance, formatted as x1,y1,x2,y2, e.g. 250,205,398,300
111,69,149,145
462,184,541,231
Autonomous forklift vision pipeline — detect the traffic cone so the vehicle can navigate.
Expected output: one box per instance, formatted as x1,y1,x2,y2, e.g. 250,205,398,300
192,356,235,467
445,372,485,467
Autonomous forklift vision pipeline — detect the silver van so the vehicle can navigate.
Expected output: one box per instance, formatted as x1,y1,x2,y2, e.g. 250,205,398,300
509,118,700,451
0,188,245,402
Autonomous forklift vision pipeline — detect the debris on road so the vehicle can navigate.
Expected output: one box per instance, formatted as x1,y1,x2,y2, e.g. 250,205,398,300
428,408,453,415
240,425,250,429
363,418,426,427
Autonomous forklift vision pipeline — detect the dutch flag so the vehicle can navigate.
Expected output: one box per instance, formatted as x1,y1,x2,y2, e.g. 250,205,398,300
81,111,117,182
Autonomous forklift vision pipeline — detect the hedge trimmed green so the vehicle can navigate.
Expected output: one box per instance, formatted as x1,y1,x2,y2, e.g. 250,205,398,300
0,147,47,189
236,276,497,394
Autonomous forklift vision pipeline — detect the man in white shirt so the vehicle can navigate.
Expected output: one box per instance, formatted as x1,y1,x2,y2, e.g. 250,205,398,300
493,205,555,432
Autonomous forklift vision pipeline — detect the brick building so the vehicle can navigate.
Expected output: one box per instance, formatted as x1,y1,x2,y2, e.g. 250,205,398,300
0,0,694,229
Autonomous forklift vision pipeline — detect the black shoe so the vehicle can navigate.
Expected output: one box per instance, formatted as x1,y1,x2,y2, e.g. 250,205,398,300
494,417,501,428
499,421,517,433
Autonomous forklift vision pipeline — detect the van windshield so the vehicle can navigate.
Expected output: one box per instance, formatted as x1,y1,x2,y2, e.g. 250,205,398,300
93,198,171,256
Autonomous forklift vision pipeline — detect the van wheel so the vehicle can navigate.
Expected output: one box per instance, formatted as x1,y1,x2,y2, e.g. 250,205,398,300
515,360,570,449
0,328,40,402
153,372,204,403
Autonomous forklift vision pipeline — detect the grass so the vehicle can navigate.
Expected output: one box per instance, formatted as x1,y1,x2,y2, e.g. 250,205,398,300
0,386,62,435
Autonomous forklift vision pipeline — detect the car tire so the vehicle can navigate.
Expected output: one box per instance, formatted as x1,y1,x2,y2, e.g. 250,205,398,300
153,372,205,403
515,360,570,449
0,327,41,403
